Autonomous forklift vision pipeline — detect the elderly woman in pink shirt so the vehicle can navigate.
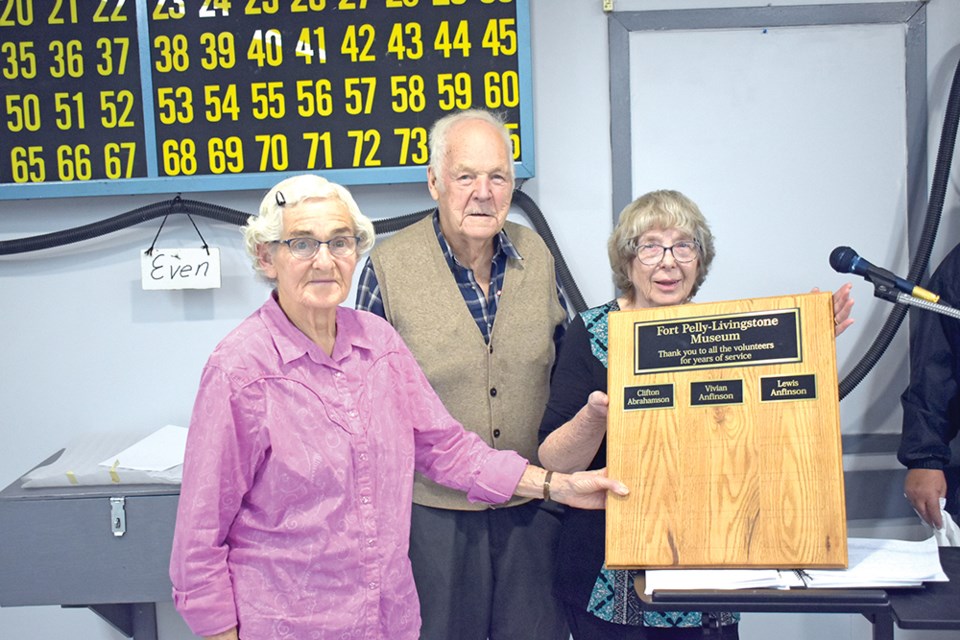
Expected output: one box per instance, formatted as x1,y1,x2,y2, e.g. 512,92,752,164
169,174,627,640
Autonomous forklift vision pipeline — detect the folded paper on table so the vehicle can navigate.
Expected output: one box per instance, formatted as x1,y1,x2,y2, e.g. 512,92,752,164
644,536,948,594
98,424,188,471
801,536,948,587
21,428,185,488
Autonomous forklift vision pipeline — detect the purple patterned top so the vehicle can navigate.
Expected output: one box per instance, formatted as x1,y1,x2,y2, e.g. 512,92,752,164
170,293,527,639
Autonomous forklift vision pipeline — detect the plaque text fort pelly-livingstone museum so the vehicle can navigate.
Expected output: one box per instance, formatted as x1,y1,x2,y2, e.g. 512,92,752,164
633,309,802,374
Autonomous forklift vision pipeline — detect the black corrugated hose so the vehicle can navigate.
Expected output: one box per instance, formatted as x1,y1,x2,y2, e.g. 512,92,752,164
0,188,588,313
838,54,960,400
0,197,248,255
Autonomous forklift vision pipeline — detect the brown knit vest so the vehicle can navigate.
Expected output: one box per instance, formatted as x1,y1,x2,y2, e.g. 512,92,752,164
369,215,567,510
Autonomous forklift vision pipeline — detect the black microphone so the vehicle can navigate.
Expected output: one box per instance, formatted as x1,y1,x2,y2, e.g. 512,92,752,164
829,246,940,303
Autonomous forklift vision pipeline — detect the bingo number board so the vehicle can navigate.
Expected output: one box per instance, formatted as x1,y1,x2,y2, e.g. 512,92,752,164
0,0,532,200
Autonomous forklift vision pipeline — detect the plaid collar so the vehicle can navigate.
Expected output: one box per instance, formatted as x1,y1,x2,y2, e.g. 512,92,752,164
431,210,523,269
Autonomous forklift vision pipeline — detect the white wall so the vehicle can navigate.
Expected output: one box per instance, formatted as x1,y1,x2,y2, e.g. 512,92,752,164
2,0,959,638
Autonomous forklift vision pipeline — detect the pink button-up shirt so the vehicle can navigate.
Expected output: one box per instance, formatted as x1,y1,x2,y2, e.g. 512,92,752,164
170,295,527,639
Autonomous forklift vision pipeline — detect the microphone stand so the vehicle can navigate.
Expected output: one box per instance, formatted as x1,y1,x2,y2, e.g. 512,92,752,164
868,274,960,320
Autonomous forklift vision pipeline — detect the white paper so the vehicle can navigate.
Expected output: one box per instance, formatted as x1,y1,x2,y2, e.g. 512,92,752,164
802,536,949,587
644,536,948,593
645,569,804,594
918,498,960,546
98,424,188,471
21,430,183,488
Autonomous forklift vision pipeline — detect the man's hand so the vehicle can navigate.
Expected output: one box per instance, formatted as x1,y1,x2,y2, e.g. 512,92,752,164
904,468,947,529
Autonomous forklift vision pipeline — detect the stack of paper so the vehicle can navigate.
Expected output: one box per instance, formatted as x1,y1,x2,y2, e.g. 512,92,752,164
97,424,188,472
644,536,948,594
644,569,804,593
801,536,948,588
21,426,188,488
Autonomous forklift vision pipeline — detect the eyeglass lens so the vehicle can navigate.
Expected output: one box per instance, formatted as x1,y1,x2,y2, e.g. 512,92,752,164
284,236,358,259
636,242,698,265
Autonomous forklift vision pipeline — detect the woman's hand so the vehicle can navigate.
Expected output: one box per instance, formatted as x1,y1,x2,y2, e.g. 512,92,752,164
538,391,609,473
549,468,629,510
812,284,854,337
516,465,628,508
204,628,239,640
583,390,609,423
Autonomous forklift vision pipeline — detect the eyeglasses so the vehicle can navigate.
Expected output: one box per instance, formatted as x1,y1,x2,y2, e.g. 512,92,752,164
633,241,700,266
272,236,360,260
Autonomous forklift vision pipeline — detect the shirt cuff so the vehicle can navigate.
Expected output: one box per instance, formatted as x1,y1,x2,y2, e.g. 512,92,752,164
908,459,948,470
466,450,528,504
172,579,238,638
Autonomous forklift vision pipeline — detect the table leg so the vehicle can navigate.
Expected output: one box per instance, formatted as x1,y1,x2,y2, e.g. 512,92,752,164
866,611,895,640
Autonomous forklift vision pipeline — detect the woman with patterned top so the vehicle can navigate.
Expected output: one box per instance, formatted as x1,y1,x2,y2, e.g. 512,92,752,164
537,190,854,639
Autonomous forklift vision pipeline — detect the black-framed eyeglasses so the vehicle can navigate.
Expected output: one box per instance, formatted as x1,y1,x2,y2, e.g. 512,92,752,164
272,236,360,260
633,240,700,266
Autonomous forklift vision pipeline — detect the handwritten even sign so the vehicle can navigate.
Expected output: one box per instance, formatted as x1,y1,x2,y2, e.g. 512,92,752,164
140,248,221,290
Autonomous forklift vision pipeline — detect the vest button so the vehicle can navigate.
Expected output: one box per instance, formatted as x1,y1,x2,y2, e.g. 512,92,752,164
493,429,501,438
490,387,497,397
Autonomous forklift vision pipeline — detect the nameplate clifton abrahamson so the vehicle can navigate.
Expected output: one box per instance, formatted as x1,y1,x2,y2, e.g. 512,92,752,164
605,292,847,569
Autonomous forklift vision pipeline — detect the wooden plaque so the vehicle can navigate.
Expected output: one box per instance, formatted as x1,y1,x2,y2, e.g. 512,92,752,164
606,292,847,569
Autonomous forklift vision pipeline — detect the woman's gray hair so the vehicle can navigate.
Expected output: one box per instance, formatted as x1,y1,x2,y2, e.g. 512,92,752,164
608,189,716,299
242,174,376,278
428,109,515,189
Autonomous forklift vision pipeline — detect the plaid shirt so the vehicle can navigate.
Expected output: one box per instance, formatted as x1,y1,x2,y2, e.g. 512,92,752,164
355,211,569,347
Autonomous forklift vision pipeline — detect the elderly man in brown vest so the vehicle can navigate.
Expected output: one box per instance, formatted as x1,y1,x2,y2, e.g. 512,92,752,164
355,109,570,640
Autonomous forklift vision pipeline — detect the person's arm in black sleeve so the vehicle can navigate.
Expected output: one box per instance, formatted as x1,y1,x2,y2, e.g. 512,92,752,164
899,245,960,527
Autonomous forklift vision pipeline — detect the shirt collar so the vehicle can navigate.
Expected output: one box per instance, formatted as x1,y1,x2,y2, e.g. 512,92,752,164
260,292,377,365
431,210,523,268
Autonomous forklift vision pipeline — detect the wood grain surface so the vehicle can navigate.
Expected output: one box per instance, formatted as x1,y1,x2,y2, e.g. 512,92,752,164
606,292,847,569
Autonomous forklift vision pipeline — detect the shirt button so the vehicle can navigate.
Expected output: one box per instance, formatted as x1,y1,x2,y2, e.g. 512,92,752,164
349,409,358,418
360,496,370,504
359,453,367,462
493,429,501,438
490,387,497,397
367,538,375,547
368,582,378,590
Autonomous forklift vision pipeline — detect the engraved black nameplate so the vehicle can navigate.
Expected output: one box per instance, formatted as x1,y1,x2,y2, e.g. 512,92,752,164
634,309,801,374
690,380,744,406
623,384,675,411
760,374,818,402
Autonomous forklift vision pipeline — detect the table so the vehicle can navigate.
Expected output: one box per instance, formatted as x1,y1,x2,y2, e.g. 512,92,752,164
888,547,960,631
636,548,960,640
0,452,179,640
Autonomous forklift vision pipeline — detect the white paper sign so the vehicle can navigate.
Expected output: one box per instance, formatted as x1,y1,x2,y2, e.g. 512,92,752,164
141,247,221,290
